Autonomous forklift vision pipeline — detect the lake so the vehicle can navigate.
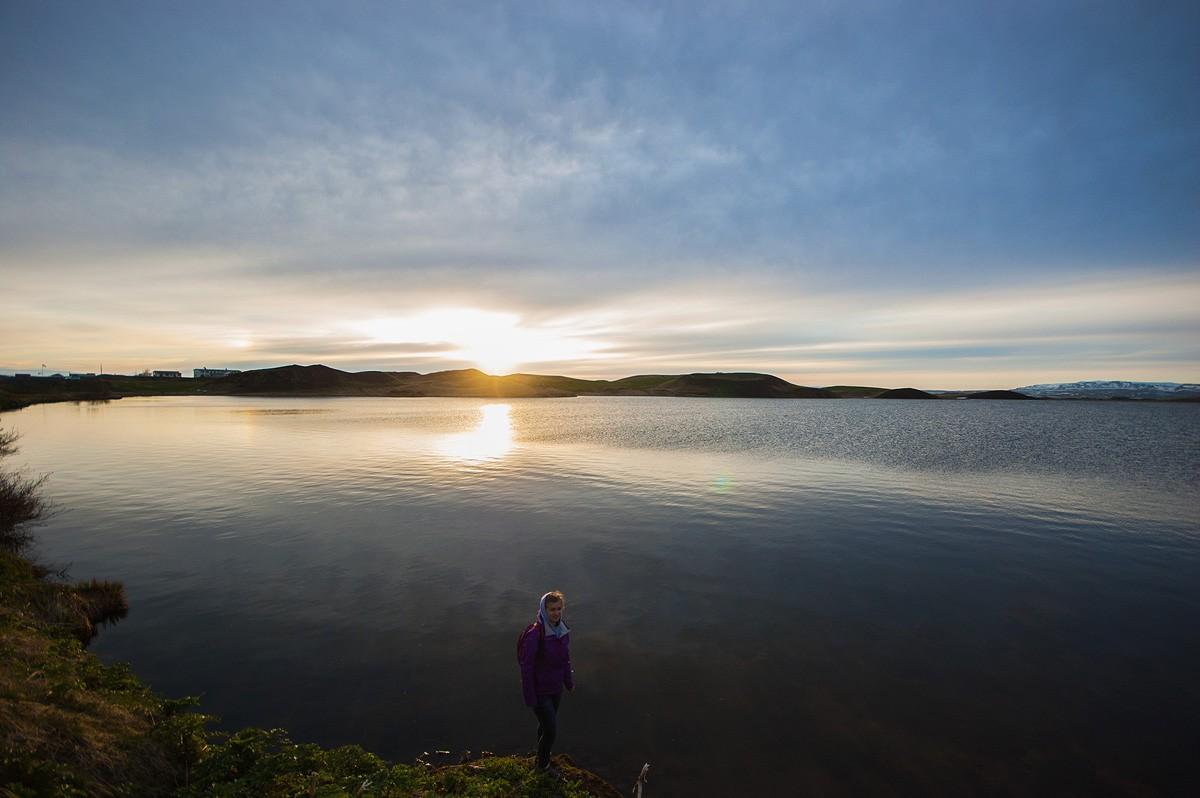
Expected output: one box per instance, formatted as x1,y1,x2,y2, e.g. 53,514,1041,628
6,396,1199,795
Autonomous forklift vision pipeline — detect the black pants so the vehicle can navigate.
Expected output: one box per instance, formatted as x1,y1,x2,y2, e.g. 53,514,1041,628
532,692,562,768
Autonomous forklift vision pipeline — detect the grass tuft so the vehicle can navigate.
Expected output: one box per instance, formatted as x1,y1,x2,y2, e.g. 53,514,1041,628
74,579,130,636
0,427,50,554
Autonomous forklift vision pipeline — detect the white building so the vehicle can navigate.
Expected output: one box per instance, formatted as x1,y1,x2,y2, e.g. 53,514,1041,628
152,370,182,378
193,367,241,378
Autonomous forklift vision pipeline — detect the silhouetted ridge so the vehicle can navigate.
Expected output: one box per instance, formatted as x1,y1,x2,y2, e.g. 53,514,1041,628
967,390,1033,400
408,370,575,397
823,385,887,398
875,387,938,399
5,368,1193,411
209,367,833,398
651,373,833,398
219,364,406,394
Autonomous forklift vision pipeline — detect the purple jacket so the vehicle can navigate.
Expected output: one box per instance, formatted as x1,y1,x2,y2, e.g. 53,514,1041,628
520,620,573,706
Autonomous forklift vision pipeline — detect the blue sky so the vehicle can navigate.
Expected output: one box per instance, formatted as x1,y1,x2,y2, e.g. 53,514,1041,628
2,1,1197,387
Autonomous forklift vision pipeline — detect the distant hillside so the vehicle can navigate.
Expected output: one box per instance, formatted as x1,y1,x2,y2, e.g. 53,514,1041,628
216,366,833,399
608,373,833,398
824,385,887,398
217,365,576,398
1,368,830,408
6,369,1196,412
410,369,578,397
875,387,938,399
1016,380,1200,400
214,364,402,394
966,390,1033,400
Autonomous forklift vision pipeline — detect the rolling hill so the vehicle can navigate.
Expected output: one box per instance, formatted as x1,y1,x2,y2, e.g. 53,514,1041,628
209,365,833,399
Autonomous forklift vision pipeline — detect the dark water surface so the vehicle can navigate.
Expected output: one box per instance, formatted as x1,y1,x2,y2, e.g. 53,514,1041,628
8,397,1199,795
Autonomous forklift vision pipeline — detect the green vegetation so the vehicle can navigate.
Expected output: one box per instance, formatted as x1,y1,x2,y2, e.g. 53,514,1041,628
175,733,613,798
0,429,48,552
0,427,619,797
1,426,197,796
594,375,676,392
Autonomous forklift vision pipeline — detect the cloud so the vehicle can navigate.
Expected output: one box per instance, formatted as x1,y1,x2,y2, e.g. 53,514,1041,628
6,3,1198,272
2,2,1198,384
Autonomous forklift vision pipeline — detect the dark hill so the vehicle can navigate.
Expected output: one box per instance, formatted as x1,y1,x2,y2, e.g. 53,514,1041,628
406,369,575,398
511,373,622,394
219,365,574,398
824,385,887,398
6,368,1194,411
216,364,409,394
875,387,938,399
592,376,681,396
651,373,833,398
446,371,835,398
966,390,1033,400
215,367,834,398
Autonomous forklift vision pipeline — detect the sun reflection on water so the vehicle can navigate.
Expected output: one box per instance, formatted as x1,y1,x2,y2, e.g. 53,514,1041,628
435,404,514,461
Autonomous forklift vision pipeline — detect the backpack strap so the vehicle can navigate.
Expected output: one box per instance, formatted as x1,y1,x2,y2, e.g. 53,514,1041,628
518,620,546,665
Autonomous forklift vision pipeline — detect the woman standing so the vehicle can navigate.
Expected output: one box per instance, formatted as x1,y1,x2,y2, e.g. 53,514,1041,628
519,590,574,775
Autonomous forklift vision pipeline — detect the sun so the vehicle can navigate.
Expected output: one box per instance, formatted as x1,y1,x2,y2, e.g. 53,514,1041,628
461,345,519,376
353,308,597,375
454,322,532,375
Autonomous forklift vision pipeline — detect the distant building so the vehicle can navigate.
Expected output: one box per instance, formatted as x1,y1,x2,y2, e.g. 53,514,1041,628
14,373,31,378
66,373,97,380
193,367,241,379
152,370,182,378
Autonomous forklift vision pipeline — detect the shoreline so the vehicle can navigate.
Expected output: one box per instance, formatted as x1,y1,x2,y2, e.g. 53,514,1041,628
0,422,623,797
0,543,624,796
4,369,1197,415
4,389,1196,415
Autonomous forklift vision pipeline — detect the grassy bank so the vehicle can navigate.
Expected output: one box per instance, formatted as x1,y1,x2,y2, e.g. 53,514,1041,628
0,428,620,797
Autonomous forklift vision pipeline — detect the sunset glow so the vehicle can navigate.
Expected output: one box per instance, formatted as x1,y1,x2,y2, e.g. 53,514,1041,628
1,3,1196,387
353,309,602,376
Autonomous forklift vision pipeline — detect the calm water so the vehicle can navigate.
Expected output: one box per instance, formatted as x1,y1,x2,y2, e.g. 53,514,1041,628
6,396,1199,795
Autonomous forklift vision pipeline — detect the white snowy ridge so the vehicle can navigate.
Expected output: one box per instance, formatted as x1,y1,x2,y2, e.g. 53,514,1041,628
1015,380,1200,398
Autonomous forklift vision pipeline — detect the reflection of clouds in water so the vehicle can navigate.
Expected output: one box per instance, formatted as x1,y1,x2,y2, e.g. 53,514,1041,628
14,396,1199,796
435,404,514,462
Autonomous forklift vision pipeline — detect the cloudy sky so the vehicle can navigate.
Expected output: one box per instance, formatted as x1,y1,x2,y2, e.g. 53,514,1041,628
2,1,1197,388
